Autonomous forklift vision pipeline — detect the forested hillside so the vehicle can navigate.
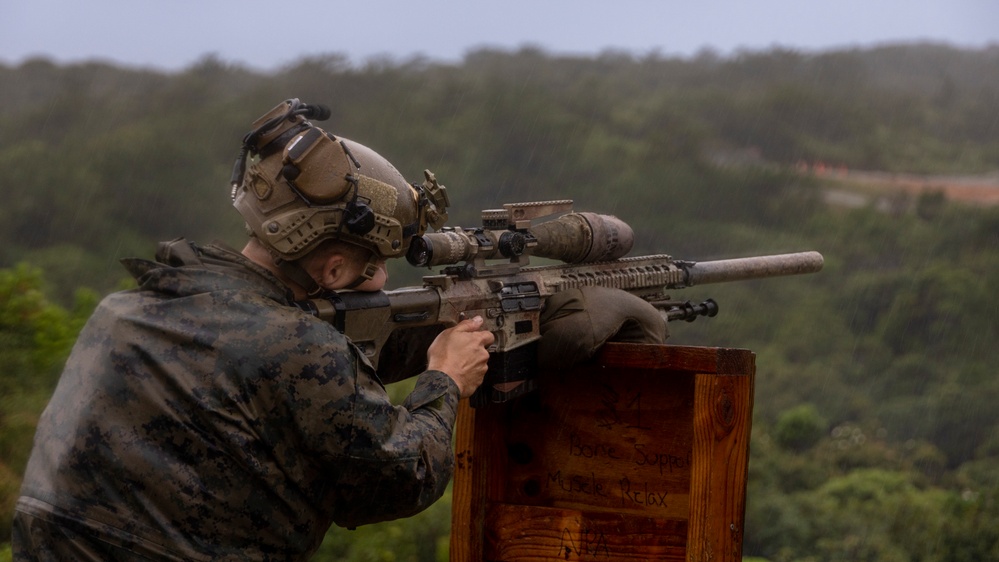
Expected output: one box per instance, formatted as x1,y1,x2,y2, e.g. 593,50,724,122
2,43,998,561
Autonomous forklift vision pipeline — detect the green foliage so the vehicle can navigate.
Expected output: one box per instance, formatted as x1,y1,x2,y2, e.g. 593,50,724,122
802,470,950,561
313,490,451,562
774,404,827,452
0,264,94,542
2,44,999,560
879,264,995,358
0,264,93,395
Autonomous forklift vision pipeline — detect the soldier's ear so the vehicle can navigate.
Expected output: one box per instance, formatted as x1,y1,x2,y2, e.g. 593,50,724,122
315,253,350,289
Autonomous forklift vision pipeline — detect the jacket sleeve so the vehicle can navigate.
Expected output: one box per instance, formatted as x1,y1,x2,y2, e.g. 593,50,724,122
329,362,461,528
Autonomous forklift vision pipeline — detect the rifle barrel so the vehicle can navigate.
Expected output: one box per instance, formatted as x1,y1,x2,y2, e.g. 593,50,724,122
684,251,824,286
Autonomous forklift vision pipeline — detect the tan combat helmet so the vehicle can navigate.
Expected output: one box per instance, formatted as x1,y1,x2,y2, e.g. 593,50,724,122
229,99,449,291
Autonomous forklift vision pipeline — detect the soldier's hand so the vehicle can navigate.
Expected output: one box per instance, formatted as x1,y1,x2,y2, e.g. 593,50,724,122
427,316,495,398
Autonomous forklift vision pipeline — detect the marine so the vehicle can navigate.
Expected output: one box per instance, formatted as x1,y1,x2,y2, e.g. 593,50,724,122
13,99,495,560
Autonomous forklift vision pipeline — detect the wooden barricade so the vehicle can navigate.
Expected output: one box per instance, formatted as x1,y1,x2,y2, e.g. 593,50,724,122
450,342,756,562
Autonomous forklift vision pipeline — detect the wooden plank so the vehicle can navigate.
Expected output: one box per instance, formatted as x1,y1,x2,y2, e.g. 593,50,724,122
687,369,755,562
450,400,480,562
595,343,754,375
485,504,688,561
502,364,695,520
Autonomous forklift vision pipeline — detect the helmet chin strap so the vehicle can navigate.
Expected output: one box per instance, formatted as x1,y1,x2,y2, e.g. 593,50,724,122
342,253,381,290
271,253,325,298
270,246,380,296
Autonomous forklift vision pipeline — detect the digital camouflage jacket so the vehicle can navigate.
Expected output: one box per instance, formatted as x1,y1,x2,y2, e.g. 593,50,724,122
14,241,460,561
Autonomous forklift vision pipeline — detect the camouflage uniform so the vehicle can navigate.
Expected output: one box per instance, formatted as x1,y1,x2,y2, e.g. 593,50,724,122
13,241,460,561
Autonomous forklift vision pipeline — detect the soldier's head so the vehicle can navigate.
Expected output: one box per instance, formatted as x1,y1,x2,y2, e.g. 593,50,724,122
230,99,442,295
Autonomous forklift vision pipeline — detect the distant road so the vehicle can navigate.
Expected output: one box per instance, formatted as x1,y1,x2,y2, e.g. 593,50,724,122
810,168,999,207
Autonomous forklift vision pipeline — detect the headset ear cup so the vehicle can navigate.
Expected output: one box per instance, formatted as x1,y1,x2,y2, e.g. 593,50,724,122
345,201,376,234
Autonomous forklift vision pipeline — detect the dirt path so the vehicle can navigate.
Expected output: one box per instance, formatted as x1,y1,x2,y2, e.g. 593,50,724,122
811,168,999,206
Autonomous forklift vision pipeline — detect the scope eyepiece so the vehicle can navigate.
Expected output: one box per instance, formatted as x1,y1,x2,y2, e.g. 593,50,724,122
406,235,434,267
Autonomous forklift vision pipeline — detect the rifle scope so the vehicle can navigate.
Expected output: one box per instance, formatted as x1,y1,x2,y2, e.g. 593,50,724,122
406,212,634,268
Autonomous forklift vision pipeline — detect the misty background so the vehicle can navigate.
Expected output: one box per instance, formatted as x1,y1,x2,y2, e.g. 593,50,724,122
4,0,998,71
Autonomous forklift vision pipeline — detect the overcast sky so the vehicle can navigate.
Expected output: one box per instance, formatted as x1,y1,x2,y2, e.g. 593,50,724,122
3,1,998,72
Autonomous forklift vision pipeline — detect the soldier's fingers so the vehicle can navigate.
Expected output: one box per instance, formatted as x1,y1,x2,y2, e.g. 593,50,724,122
477,330,496,346
453,315,485,332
